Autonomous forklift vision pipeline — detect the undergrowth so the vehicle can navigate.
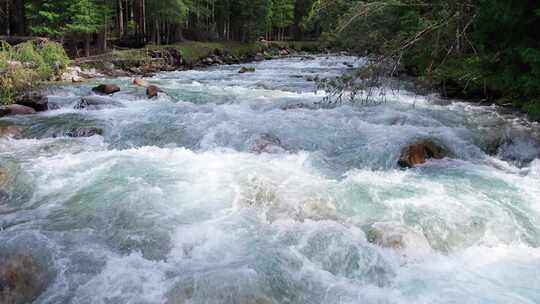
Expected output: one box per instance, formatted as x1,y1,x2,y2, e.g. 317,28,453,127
0,40,69,104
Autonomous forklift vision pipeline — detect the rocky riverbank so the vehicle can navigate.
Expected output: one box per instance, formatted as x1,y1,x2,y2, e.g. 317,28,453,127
62,41,321,81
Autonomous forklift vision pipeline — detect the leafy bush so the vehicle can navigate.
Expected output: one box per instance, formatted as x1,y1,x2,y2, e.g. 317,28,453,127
523,101,540,121
0,40,69,104
39,42,70,72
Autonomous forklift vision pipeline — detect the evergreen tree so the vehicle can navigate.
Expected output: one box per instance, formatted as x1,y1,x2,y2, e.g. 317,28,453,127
26,0,69,38
65,0,105,57
272,0,295,40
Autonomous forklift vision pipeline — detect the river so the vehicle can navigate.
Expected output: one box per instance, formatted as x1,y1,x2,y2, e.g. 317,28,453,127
1,55,540,303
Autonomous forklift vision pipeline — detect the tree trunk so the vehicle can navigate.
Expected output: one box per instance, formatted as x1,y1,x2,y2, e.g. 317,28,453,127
155,20,161,45
118,0,124,36
5,0,10,36
85,34,91,57
141,0,146,42
10,0,25,35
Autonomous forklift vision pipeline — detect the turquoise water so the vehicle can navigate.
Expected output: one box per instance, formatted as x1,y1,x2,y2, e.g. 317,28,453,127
1,56,540,303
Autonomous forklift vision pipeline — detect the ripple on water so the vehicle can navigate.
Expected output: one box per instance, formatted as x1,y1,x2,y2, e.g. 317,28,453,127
0,56,539,303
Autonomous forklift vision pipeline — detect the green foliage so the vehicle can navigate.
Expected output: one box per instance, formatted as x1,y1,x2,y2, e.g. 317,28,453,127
26,0,106,38
272,0,296,28
147,0,190,24
0,41,69,104
39,42,70,71
312,0,540,120
524,101,540,121
26,0,69,37
65,0,104,35
233,0,274,40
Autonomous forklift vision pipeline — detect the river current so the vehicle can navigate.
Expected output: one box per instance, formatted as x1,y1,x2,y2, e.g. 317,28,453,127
1,56,540,303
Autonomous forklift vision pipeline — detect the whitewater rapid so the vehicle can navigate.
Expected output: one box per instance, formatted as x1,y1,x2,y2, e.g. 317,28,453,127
1,56,540,304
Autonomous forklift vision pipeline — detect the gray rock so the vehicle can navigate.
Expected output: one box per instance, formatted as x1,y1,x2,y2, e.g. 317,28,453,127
62,127,103,138
75,96,124,110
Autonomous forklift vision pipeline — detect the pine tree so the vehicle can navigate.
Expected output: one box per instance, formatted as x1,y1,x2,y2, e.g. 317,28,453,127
65,0,105,57
26,0,69,38
272,0,295,40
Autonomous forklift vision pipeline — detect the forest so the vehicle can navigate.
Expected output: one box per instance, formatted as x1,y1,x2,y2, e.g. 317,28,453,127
0,0,317,56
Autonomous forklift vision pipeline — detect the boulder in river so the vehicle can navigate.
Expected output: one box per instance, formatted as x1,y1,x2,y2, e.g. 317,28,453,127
75,96,125,110
92,84,121,95
14,93,48,111
398,140,448,168
239,67,255,74
146,85,162,99
0,105,36,117
0,126,24,139
0,255,50,304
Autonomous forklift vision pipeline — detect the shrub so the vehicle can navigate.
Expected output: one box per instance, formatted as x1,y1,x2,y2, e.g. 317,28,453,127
0,40,69,104
524,101,540,121
39,42,70,72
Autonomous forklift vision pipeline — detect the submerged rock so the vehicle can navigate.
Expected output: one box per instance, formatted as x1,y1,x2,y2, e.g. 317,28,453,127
280,103,308,111
398,140,448,168
0,255,49,304
0,126,24,139
0,167,7,187
92,84,121,95
63,127,103,138
146,85,162,99
14,93,48,112
367,222,432,258
249,133,283,154
0,105,36,117
133,78,149,87
75,96,124,110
